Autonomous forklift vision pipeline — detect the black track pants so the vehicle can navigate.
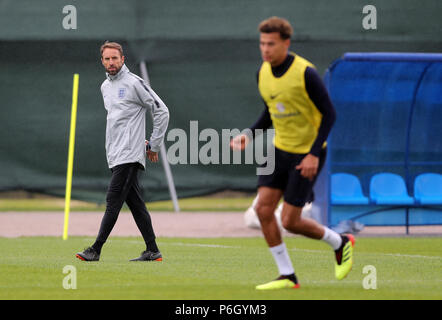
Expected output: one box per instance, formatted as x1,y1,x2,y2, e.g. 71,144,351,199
96,163,156,245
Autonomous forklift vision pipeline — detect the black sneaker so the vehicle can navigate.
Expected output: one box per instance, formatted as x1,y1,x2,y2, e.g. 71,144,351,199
76,247,100,262
130,250,162,262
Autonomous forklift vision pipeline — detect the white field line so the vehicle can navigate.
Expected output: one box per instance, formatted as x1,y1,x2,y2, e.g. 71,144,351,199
289,247,442,260
106,239,442,260
107,239,239,249
165,242,240,249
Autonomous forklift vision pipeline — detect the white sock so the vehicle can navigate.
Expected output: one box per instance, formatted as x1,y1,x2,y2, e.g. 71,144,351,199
269,242,294,276
321,227,342,250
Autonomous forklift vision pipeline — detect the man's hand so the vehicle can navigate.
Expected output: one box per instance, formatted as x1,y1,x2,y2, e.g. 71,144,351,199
146,140,159,162
296,154,319,180
230,134,250,151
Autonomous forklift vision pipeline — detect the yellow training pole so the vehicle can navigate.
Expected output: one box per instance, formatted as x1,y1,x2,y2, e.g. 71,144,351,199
63,74,79,240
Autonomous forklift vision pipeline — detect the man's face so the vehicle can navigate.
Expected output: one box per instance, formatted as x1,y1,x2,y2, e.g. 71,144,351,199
101,48,125,75
259,32,290,67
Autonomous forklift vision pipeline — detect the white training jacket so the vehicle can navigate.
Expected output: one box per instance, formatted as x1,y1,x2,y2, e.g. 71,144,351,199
100,64,169,169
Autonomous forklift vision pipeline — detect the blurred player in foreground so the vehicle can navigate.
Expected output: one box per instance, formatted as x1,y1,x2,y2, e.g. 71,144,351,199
231,17,355,290
76,41,169,262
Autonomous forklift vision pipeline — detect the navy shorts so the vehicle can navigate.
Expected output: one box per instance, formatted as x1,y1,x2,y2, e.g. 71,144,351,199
257,147,327,207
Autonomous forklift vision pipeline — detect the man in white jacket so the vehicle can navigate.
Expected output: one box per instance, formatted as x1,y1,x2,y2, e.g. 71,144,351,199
76,41,169,262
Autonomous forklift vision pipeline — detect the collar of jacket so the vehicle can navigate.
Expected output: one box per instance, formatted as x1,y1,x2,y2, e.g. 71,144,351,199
106,64,129,81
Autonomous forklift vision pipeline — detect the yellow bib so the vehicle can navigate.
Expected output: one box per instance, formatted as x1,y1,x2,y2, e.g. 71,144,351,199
258,53,323,154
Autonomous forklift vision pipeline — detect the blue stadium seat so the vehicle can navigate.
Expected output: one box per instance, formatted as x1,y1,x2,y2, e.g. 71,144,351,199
331,173,370,205
414,173,442,205
370,173,414,205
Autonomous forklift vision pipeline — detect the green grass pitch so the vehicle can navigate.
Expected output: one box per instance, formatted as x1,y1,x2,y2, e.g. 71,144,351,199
0,236,441,300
